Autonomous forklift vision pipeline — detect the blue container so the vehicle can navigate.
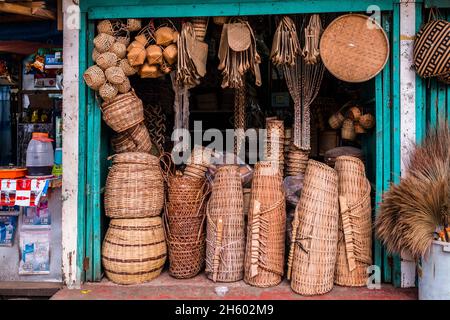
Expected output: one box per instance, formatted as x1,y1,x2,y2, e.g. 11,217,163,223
54,148,62,165
418,240,450,300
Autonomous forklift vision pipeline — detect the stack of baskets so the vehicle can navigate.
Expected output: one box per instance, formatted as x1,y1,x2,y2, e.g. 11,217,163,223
102,152,166,285
334,156,372,286
206,165,246,282
265,118,285,175
101,91,154,154
184,145,215,179
285,143,309,176
165,173,209,279
244,161,286,287
288,160,339,295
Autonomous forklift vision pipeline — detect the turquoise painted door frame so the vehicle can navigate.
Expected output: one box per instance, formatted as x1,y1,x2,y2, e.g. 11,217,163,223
78,0,403,285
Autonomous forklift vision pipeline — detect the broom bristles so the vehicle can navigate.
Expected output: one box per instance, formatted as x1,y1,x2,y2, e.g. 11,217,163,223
375,121,450,259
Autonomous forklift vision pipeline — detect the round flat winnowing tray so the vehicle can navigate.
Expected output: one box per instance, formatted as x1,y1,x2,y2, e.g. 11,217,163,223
320,14,390,83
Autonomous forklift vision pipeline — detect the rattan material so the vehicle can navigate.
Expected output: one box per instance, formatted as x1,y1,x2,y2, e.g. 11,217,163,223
83,65,106,90
206,165,245,282
104,152,164,218
184,146,214,179
438,72,450,84
244,162,286,287
101,91,144,133
320,14,389,83
97,20,115,35
165,175,209,279
341,119,356,141
105,66,126,85
359,114,375,129
334,156,372,287
94,33,116,53
328,112,345,129
347,106,362,121
289,160,339,295
102,217,167,285
324,146,364,168
127,18,142,32
116,77,131,94
111,131,136,153
265,118,285,175
99,82,118,102
285,144,309,177
111,122,152,153
96,52,118,70
119,58,138,76
92,48,101,62
109,42,127,59
243,188,251,216
192,17,208,42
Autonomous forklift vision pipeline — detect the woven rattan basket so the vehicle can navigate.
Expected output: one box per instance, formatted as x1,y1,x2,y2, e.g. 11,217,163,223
324,146,364,168
102,217,167,285
334,156,372,287
265,119,285,175
206,165,245,282
101,91,144,133
104,152,164,218
288,160,339,295
244,162,286,287
320,14,389,83
111,122,152,154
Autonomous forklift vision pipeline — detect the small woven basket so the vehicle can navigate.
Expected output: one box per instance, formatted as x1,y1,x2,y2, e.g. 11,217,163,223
127,18,142,32
119,58,138,76
341,119,356,141
99,82,119,102
116,77,131,94
109,42,127,59
328,112,345,129
101,91,144,133
97,19,115,35
347,106,362,121
96,52,119,70
105,66,126,85
102,217,167,285
104,152,164,218
359,114,375,129
288,160,339,295
92,48,101,62
94,33,116,53
206,165,245,282
285,144,309,177
244,161,286,288
83,65,106,90
334,156,372,287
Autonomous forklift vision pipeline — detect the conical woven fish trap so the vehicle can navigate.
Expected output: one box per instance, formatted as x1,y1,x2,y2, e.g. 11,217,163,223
289,160,339,295
320,14,389,83
334,156,372,287
244,161,286,287
111,122,152,154
104,152,164,218
102,217,167,285
206,165,245,282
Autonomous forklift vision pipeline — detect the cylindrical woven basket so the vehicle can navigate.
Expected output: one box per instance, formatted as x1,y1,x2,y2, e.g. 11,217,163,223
166,236,206,279
289,160,339,295
324,146,364,168
334,156,372,287
101,91,144,133
104,152,164,218
244,161,286,287
206,165,245,282
341,119,356,141
102,217,167,285
285,144,309,177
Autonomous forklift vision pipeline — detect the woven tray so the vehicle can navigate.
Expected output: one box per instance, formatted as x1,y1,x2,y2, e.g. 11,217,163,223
320,14,389,83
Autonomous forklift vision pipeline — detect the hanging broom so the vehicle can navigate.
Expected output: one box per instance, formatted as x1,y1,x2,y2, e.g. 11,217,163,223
375,122,450,259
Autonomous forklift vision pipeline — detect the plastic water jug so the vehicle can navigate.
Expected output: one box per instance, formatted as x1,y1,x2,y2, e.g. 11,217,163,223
26,132,54,176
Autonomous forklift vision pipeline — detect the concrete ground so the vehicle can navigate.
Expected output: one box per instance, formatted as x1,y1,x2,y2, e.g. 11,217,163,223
52,272,417,300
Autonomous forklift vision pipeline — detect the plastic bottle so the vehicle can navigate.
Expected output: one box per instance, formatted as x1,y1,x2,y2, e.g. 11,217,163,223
26,132,54,176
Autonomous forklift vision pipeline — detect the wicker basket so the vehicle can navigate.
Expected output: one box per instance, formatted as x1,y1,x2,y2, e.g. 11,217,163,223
111,122,152,154
96,52,118,70
265,119,285,175
206,165,245,282
116,77,131,94
102,217,167,285
166,236,206,279
184,145,214,179
320,14,389,82
285,144,309,177
83,65,106,90
341,119,356,141
328,112,345,129
101,91,144,133
289,160,339,295
324,146,364,168
334,156,372,287
94,33,116,53
105,66,126,85
127,18,142,32
244,162,286,287
104,152,164,218
119,58,139,76
99,82,119,102
109,42,127,59
359,114,375,129
97,19,115,35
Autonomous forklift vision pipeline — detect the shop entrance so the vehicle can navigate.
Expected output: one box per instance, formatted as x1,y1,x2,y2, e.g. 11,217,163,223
78,0,402,287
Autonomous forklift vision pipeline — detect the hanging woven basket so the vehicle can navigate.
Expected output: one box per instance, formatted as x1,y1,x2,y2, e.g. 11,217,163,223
83,65,106,90
104,152,164,218
102,217,167,285
101,91,144,133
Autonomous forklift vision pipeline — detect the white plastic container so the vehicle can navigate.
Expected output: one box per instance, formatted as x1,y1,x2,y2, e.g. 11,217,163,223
418,240,450,300
26,132,54,176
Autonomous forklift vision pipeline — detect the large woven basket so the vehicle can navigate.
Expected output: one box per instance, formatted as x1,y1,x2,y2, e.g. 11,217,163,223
102,217,167,285
244,162,286,287
206,165,245,282
104,152,164,218
288,160,339,295
320,14,389,82
101,91,144,133
334,156,372,287
324,146,364,168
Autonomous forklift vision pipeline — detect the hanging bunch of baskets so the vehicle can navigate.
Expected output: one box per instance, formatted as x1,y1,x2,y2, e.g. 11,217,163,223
102,152,166,285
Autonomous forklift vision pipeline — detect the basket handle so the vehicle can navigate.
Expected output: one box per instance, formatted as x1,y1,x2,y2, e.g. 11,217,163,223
159,151,176,183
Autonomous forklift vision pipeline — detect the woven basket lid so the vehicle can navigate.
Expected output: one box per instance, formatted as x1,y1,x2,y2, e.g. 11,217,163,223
320,14,389,83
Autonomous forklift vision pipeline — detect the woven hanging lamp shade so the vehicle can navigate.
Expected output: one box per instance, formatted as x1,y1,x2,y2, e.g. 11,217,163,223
320,14,389,83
